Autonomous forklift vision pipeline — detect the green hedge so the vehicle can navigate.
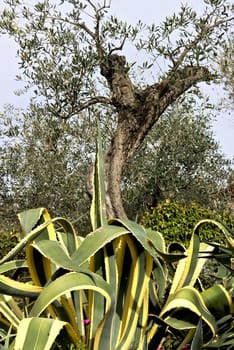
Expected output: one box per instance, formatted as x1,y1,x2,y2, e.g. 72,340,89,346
141,200,234,246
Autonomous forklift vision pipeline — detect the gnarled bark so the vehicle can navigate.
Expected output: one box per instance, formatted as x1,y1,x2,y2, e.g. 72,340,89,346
88,53,215,219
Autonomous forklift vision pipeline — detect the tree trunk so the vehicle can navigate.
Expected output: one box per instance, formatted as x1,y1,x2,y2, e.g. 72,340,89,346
88,54,214,219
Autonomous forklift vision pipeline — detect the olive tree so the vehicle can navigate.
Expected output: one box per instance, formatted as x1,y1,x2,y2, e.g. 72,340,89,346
0,0,233,219
1,98,231,231
219,35,234,104
122,98,231,217
0,104,93,232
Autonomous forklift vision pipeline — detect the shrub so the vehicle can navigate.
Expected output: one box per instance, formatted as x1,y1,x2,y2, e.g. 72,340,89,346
141,200,234,246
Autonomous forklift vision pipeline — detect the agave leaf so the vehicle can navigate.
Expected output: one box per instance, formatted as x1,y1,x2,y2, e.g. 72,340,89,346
190,242,214,286
0,275,42,298
90,128,107,230
91,243,118,350
110,220,168,323
203,242,233,270
30,271,114,349
26,217,78,286
17,208,46,236
168,231,200,298
29,271,113,328
178,232,200,288
205,328,234,348
136,294,149,350
31,226,130,273
93,234,153,350
30,240,72,270
87,249,107,348
201,284,233,319
53,217,80,255
2,324,14,350
147,229,187,263
0,295,22,328
0,217,59,265
0,294,23,321
145,228,166,253
161,286,216,342
0,260,28,274
0,345,8,350
18,208,57,244
71,290,87,341
115,248,153,350
109,219,149,252
194,219,234,252
190,318,203,350
24,214,62,286
14,317,72,350
109,219,165,275
70,225,129,266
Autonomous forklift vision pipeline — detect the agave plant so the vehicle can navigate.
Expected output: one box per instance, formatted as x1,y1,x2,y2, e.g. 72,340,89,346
0,134,233,350
148,224,233,350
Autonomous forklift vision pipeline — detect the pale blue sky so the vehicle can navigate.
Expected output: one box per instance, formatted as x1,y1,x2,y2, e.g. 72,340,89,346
0,0,233,159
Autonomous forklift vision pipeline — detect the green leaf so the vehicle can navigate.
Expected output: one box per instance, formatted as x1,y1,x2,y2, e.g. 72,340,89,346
18,208,45,236
0,275,42,298
0,218,57,264
194,219,234,252
31,240,72,270
90,129,107,230
70,225,129,267
0,295,22,328
161,286,216,342
201,284,233,320
191,318,203,350
169,231,200,296
29,272,113,318
144,228,166,253
14,317,68,350
0,260,28,275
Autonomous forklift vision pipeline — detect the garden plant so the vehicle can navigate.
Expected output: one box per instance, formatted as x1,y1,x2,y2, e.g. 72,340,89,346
0,136,233,349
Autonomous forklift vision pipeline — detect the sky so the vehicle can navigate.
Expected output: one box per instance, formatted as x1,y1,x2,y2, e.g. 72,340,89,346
0,0,233,160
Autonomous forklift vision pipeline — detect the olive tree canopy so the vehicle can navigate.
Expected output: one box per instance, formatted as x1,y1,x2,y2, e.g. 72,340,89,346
0,0,233,219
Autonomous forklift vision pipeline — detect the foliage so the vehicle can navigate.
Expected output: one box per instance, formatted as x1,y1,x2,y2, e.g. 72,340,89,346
0,99,232,233
141,200,234,246
0,136,233,350
0,104,93,235
123,99,231,218
0,0,233,218
214,172,234,212
219,35,234,105
0,0,232,103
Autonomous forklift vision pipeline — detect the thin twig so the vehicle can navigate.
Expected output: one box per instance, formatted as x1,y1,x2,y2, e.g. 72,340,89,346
109,36,127,55
172,15,234,71
47,16,96,40
58,96,112,119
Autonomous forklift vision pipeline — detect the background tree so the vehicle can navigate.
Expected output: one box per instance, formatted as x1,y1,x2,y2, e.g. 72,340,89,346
0,0,233,219
0,104,92,233
122,97,231,219
0,99,231,232
219,35,234,105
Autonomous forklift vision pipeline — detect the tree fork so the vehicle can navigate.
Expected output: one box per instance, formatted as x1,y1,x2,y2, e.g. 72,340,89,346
88,54,216,219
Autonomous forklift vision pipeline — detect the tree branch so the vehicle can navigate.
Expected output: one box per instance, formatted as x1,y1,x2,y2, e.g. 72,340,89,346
171,15,234,71
47,16,96,40
73,96,112,114
70,96,113,119
49,96,112,119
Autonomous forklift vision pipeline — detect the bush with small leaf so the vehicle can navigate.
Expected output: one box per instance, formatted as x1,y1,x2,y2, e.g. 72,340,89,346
141,200,234,246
